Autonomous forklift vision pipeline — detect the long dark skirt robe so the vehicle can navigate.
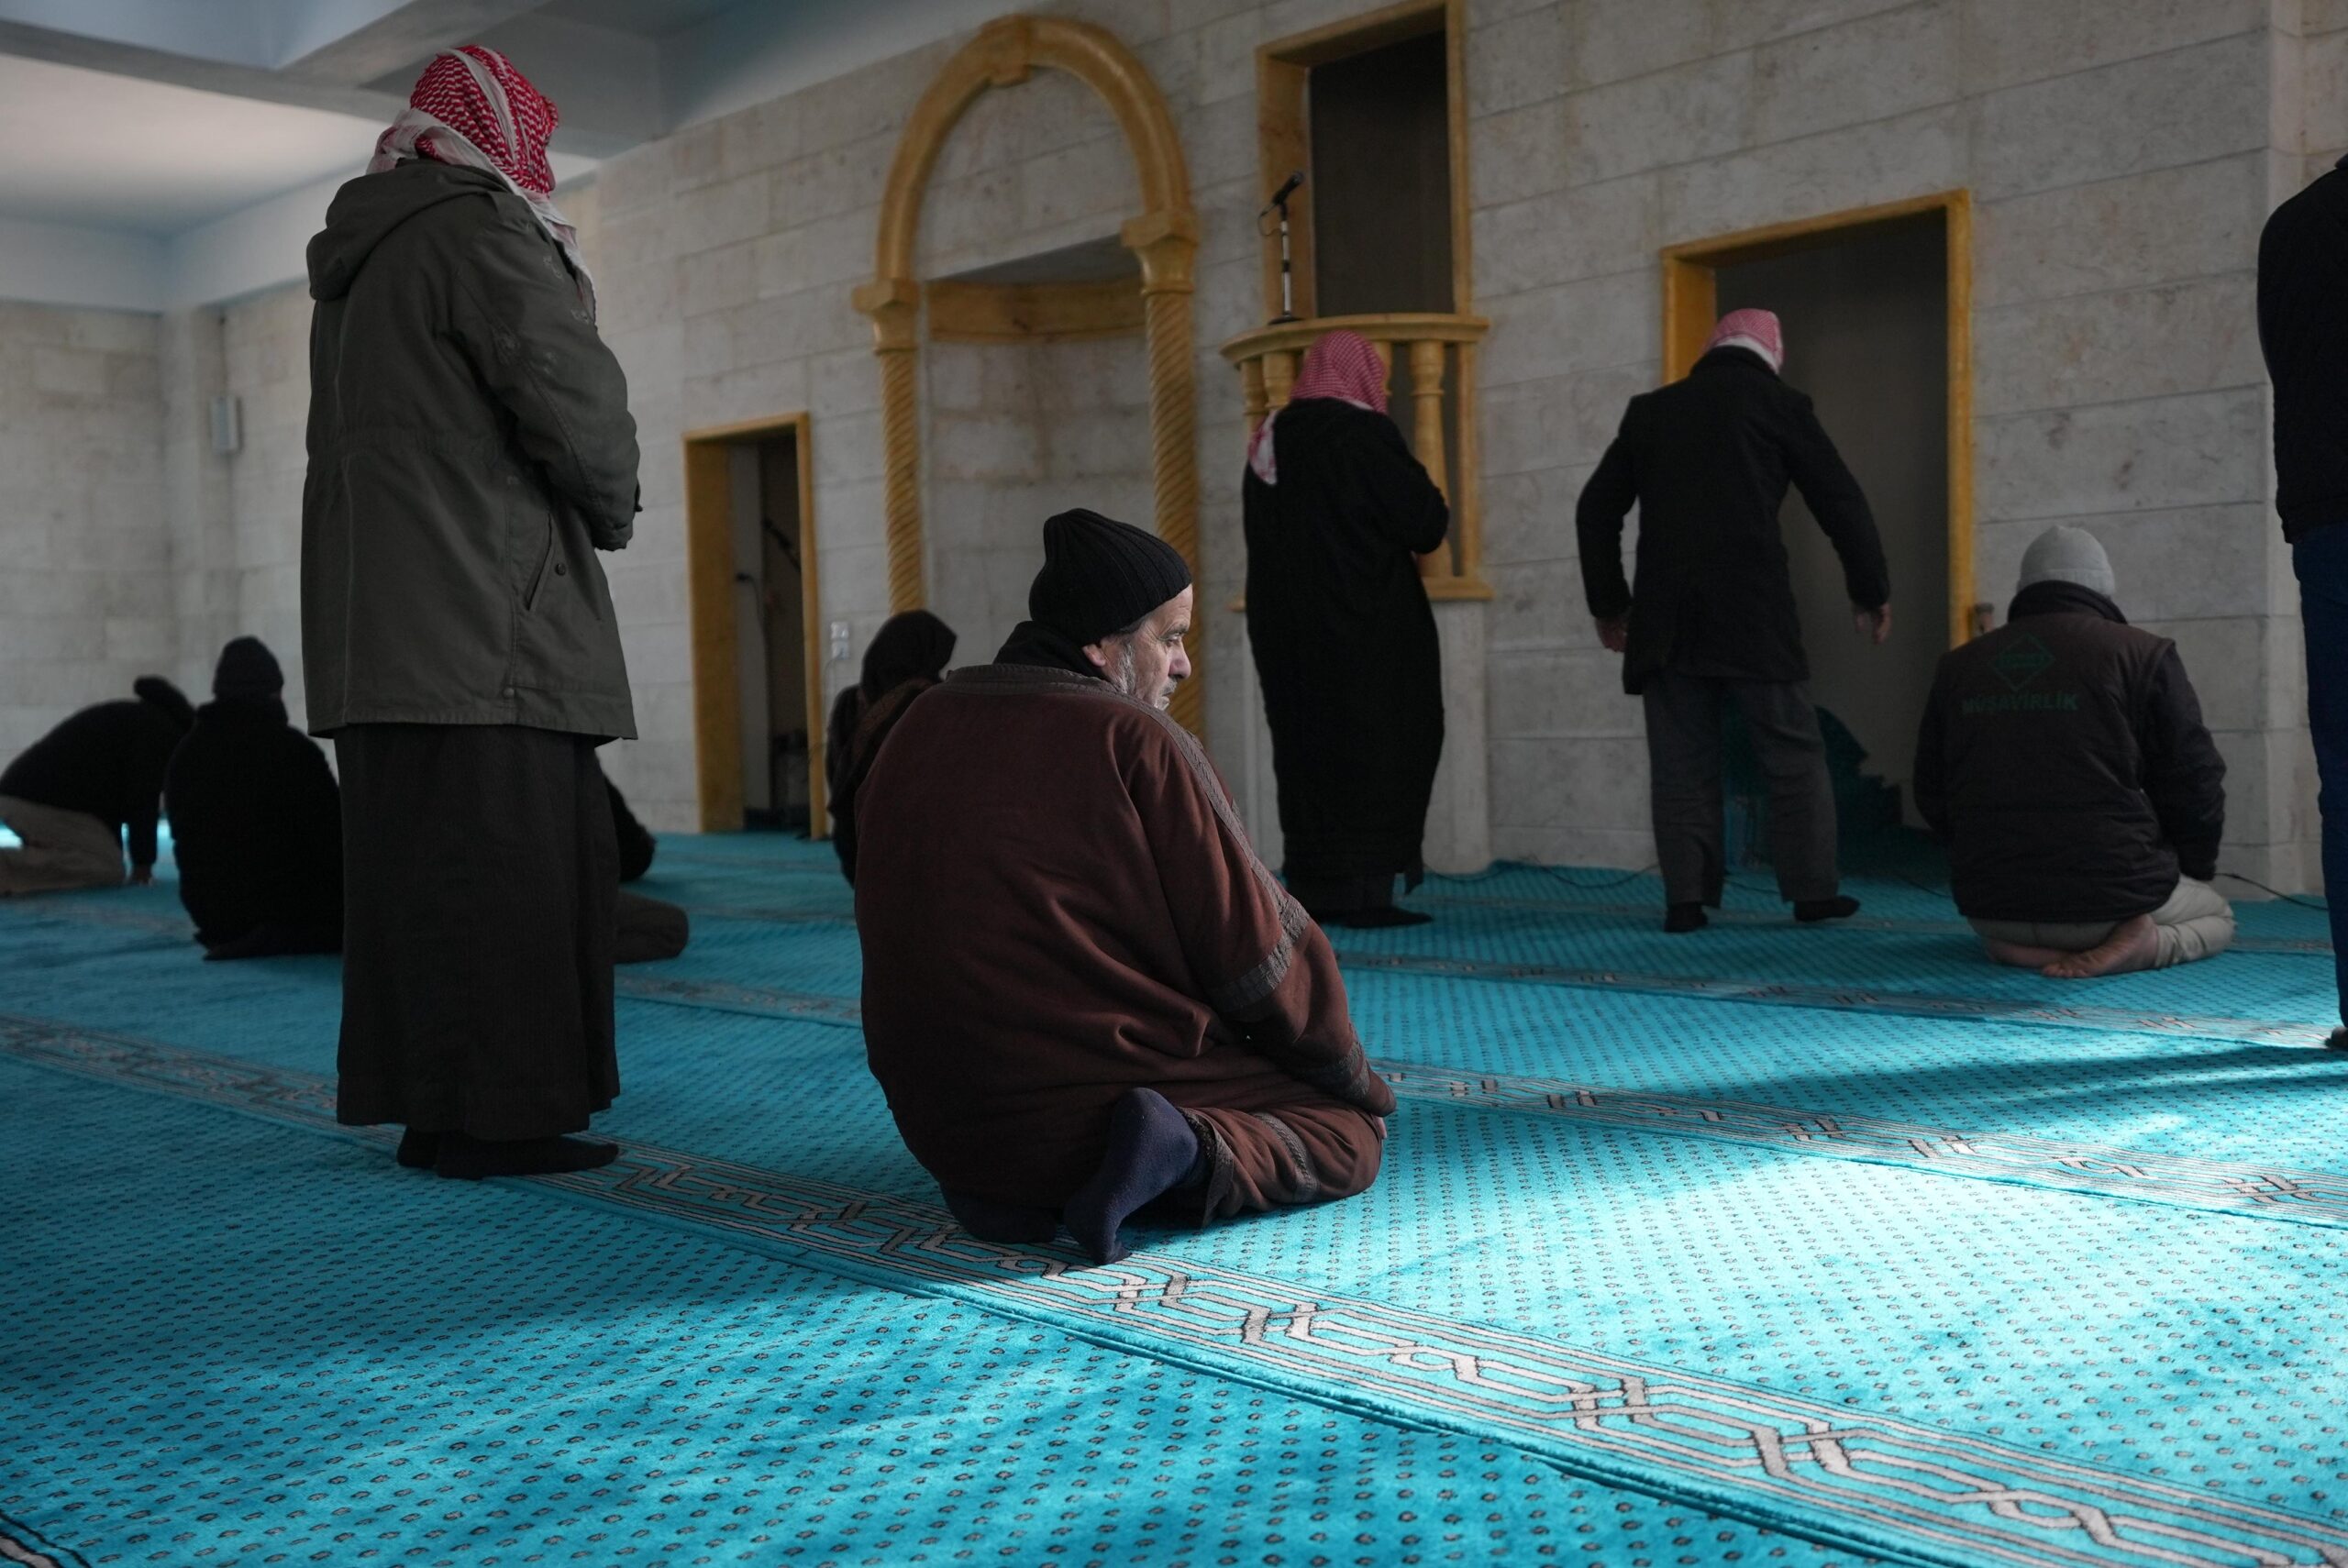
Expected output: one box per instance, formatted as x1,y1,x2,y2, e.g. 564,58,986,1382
1242,397,1450,910
336,724,620,1140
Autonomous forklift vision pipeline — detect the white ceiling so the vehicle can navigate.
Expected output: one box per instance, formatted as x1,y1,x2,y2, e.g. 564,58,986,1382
0,53,390,234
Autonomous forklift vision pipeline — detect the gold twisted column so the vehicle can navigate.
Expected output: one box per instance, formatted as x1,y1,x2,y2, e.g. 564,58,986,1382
853,279,925,613
1408,337,1453,582
1128,211,1202,735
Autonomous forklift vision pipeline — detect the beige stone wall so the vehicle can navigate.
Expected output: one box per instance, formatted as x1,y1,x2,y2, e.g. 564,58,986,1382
1468,0,2308,884
0,303,169,766
138,0,2329,882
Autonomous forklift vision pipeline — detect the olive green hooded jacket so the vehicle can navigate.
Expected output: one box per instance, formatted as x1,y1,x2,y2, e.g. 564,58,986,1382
301,160,638,739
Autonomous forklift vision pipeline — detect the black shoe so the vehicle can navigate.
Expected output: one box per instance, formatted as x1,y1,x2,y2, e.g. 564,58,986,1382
394,1129,441,1169
434,1132,619,1180
1663,902,1708,934
1794,896,1861,924
2327,1028,2348,1051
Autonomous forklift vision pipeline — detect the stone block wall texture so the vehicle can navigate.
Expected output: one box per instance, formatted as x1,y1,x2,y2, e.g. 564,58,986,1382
86,0,2327,884
0,303,169,768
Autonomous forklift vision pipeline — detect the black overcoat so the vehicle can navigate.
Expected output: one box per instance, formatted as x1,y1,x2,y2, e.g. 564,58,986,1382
1576,348,1889,693
1242,398,1449,888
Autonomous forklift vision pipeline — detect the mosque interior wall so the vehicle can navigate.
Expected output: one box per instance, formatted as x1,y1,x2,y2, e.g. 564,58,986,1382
0,303,169,770
35,0,2326,888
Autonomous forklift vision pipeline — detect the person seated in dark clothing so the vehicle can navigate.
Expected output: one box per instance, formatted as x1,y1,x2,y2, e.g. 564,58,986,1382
164,638,344,959
601,767,689,963
0,676,194,894
825,610,956,884
1914,525,2232,977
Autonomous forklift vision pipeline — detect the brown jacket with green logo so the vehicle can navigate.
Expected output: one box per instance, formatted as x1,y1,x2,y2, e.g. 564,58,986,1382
302,160,637,739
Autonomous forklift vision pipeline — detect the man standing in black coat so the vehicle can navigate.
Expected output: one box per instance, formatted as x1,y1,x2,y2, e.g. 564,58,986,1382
1577,309,1891,933
2259,154,2348,1041
0,677,194,894
163,638,344,959
1913,527,2230,977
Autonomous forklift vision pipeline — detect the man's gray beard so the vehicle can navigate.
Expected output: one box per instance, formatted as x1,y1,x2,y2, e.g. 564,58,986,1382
1104,639,1169,710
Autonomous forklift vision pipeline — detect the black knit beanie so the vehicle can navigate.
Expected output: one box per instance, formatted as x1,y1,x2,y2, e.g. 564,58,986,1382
1026,509,1192,646
213,636,283,701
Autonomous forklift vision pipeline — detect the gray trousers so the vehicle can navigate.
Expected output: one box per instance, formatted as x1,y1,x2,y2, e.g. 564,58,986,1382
1642,673,1839,906
0,795,124,895
1969,877,2234,968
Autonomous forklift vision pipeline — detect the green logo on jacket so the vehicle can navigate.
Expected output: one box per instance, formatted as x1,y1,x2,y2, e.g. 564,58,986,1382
1991,634,2054,691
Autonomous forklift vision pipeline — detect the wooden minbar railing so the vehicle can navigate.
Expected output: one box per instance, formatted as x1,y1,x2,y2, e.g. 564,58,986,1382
1219,311,1491,599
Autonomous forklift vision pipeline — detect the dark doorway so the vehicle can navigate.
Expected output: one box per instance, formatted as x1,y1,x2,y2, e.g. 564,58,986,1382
730,436,811,832
1714,216,1950,828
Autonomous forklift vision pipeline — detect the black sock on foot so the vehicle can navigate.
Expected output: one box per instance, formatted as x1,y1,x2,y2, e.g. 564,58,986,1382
433,1132,618,1180
394,1129,441,1169
1794,895,1861,923
2329,1027,2348,1051
1663,902,1708,934
1065,1088,1202,1265
1337,906,1434,929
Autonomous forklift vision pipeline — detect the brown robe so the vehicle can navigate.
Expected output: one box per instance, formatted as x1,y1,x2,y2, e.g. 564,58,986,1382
854,662,1394,1221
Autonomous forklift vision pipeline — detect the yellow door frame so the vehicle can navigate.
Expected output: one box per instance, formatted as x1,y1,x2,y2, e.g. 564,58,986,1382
683,412,825,835
1660,191,1975,647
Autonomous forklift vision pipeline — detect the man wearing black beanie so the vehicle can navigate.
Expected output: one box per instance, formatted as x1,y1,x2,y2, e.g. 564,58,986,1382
164,637,346,958
854,508,1395,1267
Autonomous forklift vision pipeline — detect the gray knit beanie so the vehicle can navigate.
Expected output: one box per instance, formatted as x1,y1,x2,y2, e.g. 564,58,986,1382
2017,525,2115,601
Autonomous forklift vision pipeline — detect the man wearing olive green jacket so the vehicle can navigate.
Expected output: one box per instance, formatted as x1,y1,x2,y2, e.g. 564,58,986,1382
302,47,640,1182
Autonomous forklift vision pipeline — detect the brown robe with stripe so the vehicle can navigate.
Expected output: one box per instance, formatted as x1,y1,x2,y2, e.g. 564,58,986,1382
853,662,1394,1222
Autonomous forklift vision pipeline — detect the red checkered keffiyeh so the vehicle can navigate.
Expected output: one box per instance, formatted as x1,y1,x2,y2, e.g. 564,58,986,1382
1246,329,1391,486
1703,307,1784,372
367,46,593,316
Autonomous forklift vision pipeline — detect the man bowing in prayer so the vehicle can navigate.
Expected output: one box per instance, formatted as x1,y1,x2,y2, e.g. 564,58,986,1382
855,509,1396,1265
1243,329,1450,927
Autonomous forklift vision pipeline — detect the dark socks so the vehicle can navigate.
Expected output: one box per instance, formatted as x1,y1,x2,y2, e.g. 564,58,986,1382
203,921,341,961
2329,1027,2348,1051
1331,906,1434,929
1065,1088,1205,1265
1663,902,1708,934
394,1129,441,1168
433,1132,619,1180
941,1187,1060,1244
1794,895,1861,924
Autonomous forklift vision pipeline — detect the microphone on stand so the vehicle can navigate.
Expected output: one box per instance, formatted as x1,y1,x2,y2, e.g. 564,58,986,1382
1261,170,1305,323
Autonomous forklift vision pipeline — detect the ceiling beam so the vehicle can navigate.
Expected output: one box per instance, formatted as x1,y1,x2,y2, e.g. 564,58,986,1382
279,0,543,86
0,16,403,118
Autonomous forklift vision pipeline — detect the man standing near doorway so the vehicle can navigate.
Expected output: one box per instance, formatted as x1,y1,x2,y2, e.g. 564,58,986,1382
2259,160,2348,1045
1577,308,1892,933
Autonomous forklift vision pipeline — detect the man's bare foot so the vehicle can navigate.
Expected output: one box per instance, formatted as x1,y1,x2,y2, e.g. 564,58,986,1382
1983,937,2070,969
2041,914,2160,978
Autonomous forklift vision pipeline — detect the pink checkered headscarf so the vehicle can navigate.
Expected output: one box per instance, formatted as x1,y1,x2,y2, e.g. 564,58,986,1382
1246,330,1391,486
1703,308,1783,372
368,46,593,316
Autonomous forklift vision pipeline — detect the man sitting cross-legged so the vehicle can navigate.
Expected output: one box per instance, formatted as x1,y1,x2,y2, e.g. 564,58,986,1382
1914,525,2232,978
853,508,1395,1265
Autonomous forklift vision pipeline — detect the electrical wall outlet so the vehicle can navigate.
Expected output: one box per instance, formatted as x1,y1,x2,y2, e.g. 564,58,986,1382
828,621,852,663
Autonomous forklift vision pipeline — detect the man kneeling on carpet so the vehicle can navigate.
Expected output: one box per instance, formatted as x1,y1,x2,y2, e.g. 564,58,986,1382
1914,525,2232,977
854,509,1396,1264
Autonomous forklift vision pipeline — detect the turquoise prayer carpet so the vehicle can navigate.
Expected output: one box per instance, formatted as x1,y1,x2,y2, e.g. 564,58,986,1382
5,835,2347,1567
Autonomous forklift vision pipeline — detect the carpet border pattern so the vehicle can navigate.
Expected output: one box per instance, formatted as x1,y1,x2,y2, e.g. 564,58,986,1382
7,1014,2346,1568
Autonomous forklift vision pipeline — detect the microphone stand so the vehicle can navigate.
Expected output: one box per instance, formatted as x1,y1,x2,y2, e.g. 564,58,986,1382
1260,171,1304,325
